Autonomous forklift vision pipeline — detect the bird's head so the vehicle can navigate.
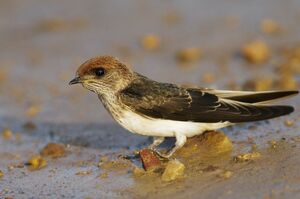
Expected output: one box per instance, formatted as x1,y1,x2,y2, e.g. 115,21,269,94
69,56,134,95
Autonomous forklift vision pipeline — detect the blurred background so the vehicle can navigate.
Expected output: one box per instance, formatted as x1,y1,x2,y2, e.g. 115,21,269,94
0,0,299,124
0,0,299,198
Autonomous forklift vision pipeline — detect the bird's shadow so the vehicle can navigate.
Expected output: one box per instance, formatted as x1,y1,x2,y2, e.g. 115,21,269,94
0,116,272,152
0,116,151,151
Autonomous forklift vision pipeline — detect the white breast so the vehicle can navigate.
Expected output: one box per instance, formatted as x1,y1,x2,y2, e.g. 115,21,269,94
115,110,231,138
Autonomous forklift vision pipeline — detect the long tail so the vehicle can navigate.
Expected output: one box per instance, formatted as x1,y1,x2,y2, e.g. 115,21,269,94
218,99,295,123
207,90,298,104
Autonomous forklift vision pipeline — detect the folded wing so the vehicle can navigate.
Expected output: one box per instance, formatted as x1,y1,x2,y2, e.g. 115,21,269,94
120,76,295,123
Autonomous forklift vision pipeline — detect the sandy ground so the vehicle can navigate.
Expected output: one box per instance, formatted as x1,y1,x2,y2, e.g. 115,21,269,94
0,0,299,198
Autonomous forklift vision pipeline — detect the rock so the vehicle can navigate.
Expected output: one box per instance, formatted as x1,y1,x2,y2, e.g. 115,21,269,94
23,122,37,130
75,170,92,176
261,19,281,34
139,149,162,171
99,172,108,179
234,152,261,162
40,143,66,158
2,128,13,140
176,131,233,158
243,77,274,91
37,18,88,33
161,160,185,182
268,140,278,149
241,40,269,63
275,73,297,90
284,120,294,127
27,155,47,170
176,47,202,64
199,131,233,153
26,105,41,117
218,170,233,179
202,73,215,84
140,34,161,51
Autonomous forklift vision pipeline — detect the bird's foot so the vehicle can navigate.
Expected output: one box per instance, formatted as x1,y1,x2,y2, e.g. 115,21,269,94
151,149,173,160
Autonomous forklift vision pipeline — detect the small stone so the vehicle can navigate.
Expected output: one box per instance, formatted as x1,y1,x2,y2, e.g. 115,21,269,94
139,149,162,171
176,47,202,64
161,160,185,182
218,170,233,179
284,120,294,127
268,140,278,149
26,105,41,117
27,155,47,170
202,73,215,83
176,131,233,158
0,170,4,178
98,156,109,167
140,34,161,51
75,170,92,176
234,152,261,162
243,76,274,91
99,172,108,179
198,131,233,153
23,122,37,130
261,19,281,34
241,40,269,63
8,165,15,171
276,73,297,90
2,128,13,140
40,143,66,158
37,18,87,32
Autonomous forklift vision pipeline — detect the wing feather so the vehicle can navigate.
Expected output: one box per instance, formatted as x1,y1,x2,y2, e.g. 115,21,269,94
119,75,294,123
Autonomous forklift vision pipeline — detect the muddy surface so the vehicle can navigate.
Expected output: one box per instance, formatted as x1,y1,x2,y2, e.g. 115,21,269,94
0,0,299,198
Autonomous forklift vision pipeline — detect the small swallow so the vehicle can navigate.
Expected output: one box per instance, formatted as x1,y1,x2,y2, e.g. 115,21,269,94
69,56,298,158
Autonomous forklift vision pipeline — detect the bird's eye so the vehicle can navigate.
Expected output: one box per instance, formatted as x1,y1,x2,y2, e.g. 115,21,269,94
93,67,105,77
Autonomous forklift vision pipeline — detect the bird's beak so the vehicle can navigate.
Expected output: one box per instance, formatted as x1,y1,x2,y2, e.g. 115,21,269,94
69,76,81,85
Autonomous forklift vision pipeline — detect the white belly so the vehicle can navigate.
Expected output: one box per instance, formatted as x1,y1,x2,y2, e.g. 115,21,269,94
116,110,231,137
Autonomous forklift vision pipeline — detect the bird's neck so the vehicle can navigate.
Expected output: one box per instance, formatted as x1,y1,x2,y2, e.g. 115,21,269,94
97,92,126,123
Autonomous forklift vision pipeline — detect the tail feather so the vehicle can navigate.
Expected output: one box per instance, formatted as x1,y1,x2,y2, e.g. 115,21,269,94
208,90,298,104
256,105,294,121
219,99,295,123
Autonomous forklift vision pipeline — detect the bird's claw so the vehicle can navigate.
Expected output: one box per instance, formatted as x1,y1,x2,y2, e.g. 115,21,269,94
151,149,172,160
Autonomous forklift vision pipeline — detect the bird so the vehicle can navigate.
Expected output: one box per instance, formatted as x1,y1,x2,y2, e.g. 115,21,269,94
69,55,298,158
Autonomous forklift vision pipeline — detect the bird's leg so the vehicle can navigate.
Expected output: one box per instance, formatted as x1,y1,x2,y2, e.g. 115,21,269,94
157,133,187,159
148,136,165,150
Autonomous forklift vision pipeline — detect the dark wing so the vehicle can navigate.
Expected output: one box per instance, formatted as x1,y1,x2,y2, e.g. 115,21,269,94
119,76,294,123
